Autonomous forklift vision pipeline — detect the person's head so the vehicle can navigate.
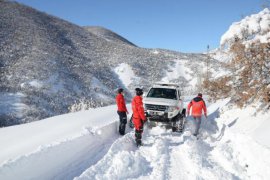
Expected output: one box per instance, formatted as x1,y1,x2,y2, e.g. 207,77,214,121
135,88,143,96
198,93,203,97
118,88,124,94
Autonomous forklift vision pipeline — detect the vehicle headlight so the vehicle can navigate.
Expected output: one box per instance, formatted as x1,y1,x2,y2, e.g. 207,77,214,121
167,106,178,112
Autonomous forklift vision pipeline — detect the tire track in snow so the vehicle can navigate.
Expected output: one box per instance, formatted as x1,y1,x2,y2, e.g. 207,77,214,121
168,132,238,180
76,115,247,180
75,126,186,180
75,132,153,180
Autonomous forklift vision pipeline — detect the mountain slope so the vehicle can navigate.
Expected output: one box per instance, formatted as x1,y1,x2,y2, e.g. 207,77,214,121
0,0,223,126
206,8,270,106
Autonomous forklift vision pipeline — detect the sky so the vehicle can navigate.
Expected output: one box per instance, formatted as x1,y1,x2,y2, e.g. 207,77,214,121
15,0,266,53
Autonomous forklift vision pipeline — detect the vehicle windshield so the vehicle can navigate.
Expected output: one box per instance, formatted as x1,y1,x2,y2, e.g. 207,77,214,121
146,88,177,100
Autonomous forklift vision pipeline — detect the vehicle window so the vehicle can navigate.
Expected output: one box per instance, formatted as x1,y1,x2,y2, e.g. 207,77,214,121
147,88,177,100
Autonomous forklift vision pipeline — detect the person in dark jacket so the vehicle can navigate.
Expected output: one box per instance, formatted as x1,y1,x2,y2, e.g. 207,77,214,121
132,88,147,146
116,88,129,135
187,93,207,136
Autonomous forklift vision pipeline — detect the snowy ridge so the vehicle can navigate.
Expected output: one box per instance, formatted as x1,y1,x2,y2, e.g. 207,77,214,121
221,8,270,48
210,8,270,63
84,26,136,46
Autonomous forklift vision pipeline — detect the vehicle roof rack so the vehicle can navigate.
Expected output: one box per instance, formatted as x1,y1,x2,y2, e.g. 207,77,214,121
153,82,180,88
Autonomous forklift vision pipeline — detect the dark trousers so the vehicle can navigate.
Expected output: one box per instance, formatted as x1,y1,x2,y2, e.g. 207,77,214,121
117,111,127,135
193,116,202,136
135,120,144,146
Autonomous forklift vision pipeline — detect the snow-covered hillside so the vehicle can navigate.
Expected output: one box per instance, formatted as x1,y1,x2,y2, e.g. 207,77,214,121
210,8,270,63
221,8,270,48
1,96,270,180
84,26,136,46
207,8,270,106
0,0,226,126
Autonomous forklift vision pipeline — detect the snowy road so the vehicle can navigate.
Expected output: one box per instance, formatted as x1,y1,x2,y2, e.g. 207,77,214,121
1,98,270,180
75,100,238,180
76,99,270,180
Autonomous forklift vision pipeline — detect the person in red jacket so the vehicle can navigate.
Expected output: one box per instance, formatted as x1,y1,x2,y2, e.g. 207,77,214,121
132,88,147,146
116,88,129,135
187,93,207,136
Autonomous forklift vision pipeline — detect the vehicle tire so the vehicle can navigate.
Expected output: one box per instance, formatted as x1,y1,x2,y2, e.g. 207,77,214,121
179,116,185,133
181,108,186,117
176,112,185,133
171,117,178,132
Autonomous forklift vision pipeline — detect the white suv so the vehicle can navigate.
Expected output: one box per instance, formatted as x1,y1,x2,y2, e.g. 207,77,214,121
143,83,186,132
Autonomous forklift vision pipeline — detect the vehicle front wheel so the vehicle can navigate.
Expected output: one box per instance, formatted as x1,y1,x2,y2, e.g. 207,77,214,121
172,113,185,133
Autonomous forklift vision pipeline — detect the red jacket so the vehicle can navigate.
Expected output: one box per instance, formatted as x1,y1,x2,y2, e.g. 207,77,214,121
116,93,128,112
132,95,146,121
187,96,207,117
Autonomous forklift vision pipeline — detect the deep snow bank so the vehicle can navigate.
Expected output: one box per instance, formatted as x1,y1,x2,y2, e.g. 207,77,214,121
0,105,122,165
0,104,130,180
216,103,270,148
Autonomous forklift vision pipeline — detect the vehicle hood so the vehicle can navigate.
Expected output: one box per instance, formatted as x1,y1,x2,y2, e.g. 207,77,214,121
143,97,178,106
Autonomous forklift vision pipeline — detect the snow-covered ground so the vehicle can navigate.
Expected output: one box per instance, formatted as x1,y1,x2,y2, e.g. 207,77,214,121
1,97,270,180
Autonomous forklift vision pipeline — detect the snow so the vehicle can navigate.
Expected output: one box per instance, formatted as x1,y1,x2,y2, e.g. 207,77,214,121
0,105,121,165
216,102,270,148
91,77,110,92
29,80,43,88
114,63,140,89
0,93,28,119
1,97,270,179
0,2,270,180
161,59,196,87
152,49,159,54
209,48,234,63
46,74,64,93
221,8,270,48
0,104,130,180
